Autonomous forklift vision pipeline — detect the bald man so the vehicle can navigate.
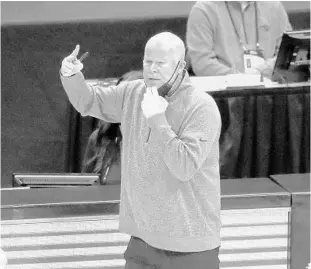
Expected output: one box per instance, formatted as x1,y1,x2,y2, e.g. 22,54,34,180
60,32,222,269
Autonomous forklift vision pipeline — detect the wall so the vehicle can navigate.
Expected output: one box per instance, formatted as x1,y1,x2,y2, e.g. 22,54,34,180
1,1,310,26
1,1,194,25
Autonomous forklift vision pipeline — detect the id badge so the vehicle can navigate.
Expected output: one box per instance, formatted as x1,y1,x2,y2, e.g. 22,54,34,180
243,50,265,71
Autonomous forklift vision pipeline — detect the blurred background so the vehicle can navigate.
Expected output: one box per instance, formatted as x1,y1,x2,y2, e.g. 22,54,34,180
2,1,310,25
1,1,310,188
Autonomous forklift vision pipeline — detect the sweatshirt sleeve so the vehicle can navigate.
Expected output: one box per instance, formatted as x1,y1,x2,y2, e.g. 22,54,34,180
148,98,221,182
186,5,235,76
60,71,126,123
273,2,293,57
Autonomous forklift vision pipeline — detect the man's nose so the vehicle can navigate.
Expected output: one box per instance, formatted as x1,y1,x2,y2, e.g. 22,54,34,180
150,63,158,72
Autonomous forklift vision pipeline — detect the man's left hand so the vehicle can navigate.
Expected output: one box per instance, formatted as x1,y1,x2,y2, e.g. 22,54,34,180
252,57,276,72
141,86,168,119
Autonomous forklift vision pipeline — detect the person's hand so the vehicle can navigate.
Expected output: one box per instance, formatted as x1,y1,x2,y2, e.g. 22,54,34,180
61,44,84,77
265,57,276,69
141,86,168,119
250,57,276,73
249,57,276,78
260,57,276,78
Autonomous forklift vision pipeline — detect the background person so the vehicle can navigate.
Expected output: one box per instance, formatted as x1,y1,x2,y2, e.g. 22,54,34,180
82,70,143,184
186,1,292,178
186,1,292,77
82,120,122,184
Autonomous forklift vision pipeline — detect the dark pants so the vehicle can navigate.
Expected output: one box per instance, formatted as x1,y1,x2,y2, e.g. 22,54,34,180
124,236,220,269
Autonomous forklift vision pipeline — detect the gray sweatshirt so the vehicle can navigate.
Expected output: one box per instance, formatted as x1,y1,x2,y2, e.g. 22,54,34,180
61,71,222,252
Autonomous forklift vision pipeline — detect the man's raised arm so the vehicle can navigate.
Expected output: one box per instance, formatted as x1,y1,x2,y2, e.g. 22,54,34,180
60,45,125,123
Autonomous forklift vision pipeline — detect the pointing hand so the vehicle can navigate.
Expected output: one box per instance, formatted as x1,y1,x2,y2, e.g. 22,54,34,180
61,44,84,77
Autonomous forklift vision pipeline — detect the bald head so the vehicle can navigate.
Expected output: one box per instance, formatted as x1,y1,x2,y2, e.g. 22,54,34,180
145,32,186,63
143,32,186,89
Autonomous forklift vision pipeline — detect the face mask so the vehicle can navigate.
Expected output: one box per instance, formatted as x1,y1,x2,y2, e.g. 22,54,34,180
157,61,181,97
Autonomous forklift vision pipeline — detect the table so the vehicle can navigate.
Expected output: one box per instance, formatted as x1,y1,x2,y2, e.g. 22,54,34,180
210,82,310,179
270,173,310,269
1,176,292,269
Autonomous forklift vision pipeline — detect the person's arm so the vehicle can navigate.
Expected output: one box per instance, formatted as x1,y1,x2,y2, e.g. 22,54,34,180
60,72,126,123
274,2,293,57
186,5,235,76
256,2,293,77
147,98,221,182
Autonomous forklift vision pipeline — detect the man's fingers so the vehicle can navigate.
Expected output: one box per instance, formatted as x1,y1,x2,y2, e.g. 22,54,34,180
150,87,159,96
62,61,74,69
146,86,159,96
79,51,89,62
143,93,152,104
71,44,80,58
146,87,153,96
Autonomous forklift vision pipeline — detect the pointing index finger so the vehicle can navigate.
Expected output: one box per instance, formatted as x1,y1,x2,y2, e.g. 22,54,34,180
71,44,80,58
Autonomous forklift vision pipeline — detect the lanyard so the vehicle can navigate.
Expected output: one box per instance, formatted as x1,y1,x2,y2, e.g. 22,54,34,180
225,1,260,51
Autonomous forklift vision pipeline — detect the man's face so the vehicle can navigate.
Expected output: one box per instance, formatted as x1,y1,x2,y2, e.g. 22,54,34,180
143,46,179,88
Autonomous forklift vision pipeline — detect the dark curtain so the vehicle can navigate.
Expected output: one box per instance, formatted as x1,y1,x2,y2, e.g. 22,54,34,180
214,86,310,178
